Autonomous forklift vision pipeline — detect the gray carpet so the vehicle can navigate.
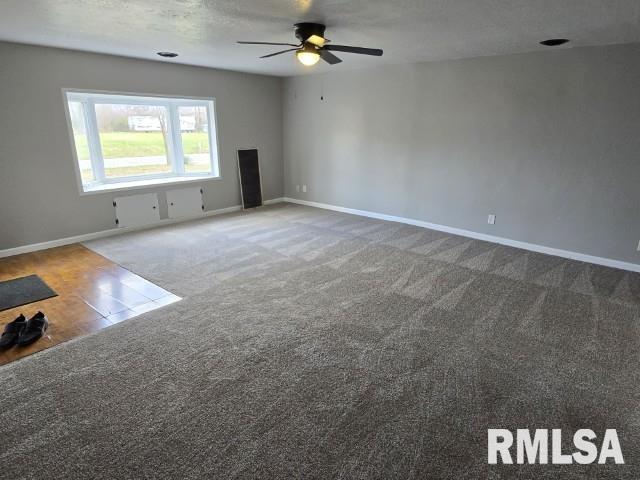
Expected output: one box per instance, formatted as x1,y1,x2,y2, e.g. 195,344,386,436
1,203,639,479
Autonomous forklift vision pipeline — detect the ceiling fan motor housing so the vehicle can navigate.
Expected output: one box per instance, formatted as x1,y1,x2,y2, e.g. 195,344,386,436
294,23,326,43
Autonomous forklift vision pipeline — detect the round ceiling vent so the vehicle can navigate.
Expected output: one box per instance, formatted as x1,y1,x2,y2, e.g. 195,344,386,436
540,39,570,47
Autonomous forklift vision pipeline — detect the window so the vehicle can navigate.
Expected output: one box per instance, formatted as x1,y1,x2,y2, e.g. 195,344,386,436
65,91,219,192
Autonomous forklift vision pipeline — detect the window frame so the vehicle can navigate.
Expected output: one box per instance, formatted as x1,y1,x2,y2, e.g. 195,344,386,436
63,89,221,194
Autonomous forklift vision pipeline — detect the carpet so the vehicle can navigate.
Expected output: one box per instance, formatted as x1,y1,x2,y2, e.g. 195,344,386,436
0,203,639,479
0,274,57,311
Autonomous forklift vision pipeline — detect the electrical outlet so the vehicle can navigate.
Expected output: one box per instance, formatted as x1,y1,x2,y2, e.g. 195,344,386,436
302,185,307,193
296,185,300,192
488,214,496,225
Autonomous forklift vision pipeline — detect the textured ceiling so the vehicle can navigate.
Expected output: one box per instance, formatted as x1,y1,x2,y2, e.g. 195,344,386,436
1,0,639,76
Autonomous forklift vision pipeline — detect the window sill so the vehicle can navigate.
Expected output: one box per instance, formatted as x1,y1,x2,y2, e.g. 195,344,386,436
81,175,220,195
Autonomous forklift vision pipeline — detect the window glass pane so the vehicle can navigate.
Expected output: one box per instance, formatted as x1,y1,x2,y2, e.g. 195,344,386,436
95,104,171,178
179,105,212,173
68,101,94,183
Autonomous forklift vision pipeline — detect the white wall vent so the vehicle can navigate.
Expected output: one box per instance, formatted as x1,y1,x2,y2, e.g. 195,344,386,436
167,186,204,219
113,193,160,228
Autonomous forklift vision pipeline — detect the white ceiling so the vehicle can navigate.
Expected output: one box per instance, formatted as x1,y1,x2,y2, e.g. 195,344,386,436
1,0,639,76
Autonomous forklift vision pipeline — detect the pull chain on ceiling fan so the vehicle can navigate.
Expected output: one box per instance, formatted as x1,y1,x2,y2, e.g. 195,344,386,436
237,23,383,66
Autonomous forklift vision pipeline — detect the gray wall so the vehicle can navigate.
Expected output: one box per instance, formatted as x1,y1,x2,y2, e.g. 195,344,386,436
0,42,283,250
284,43,640,264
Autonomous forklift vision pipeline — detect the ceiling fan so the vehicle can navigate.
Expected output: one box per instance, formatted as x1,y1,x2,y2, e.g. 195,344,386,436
238,23,383,66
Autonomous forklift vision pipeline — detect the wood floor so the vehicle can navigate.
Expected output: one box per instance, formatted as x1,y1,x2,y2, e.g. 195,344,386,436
0,244,180,365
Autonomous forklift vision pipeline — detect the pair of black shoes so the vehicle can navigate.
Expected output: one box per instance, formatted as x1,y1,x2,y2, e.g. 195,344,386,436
0,312,49,349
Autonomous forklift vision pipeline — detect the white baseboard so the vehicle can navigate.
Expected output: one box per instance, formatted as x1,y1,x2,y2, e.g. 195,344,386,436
0,198,285,258
283,197,640,273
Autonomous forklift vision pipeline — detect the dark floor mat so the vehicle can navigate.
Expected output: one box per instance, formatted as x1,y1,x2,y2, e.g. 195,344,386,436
0,275,57,311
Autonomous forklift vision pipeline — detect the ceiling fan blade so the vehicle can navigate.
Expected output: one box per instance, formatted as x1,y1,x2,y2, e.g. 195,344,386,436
238,41,300,47
260,48,299,59
319,49,342,65
323,45,383,56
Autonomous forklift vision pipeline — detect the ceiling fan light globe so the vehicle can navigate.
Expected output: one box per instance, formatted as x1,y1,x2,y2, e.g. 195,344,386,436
296,50,320,66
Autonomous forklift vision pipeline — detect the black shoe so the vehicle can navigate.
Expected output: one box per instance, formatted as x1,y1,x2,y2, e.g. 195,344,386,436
16,312,49,347
0,314,27,349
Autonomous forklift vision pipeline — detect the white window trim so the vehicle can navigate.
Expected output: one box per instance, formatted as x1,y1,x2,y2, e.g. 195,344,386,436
62,89,222,195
